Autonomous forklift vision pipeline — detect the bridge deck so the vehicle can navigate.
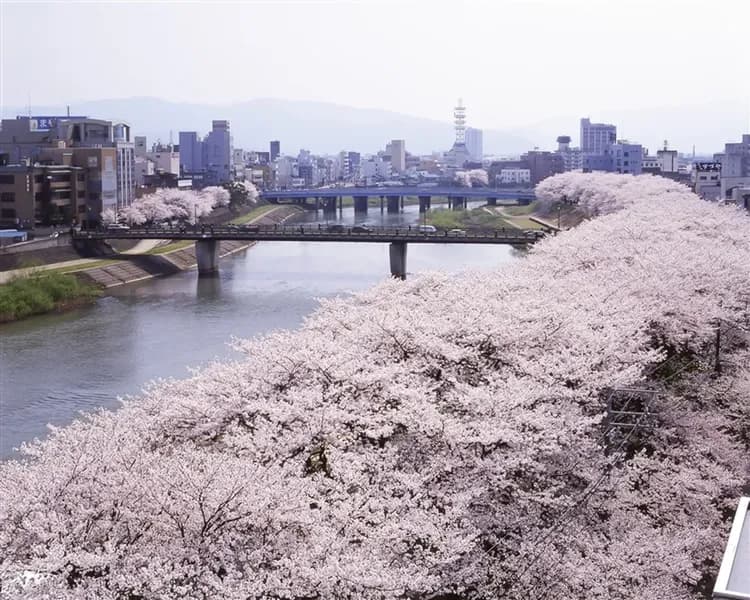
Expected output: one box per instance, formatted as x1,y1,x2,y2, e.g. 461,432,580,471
260,186,536,201
74,225,544,245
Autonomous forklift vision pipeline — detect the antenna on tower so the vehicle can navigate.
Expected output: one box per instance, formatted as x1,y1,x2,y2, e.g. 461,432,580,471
169,130,173,146
454,98,466,145
663,139,668,151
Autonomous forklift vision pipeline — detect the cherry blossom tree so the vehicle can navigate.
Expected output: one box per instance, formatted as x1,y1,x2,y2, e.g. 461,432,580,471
455,169,489,187
1,173,748,599
113,187,234,226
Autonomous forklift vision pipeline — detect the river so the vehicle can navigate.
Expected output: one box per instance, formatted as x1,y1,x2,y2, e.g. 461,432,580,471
0,201,522,458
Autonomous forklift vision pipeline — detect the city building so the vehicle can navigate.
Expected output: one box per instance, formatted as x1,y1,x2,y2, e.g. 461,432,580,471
657,142,679,173
203,120,232,185
556,135,583,171
522,150,565,184
0,115,135,211
465,128,484,162
178,131,203,176
0,162,88,227
693,161,722,200
134,136,148,158
610,141,643,175
270,140,280,162
498,168,531,185
148,144,180,176
39,146,118,215
387,140,406,173
719,133,750,203
178,121,233,186
580,118,617,154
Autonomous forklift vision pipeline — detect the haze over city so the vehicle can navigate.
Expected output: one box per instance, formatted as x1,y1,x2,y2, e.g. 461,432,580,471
2,0,749,152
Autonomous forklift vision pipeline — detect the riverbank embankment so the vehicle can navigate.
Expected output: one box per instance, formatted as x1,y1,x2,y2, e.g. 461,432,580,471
76,205,302,288
0,205,302,322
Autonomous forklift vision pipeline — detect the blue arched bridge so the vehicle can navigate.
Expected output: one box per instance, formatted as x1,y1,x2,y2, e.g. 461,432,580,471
260,186,535,213
73,223,547,279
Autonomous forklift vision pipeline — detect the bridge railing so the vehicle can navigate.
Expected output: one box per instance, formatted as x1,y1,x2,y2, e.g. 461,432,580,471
74,223,544,242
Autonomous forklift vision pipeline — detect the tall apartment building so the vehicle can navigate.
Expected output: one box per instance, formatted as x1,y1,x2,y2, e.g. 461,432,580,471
465,128,483,162
580,118,617,154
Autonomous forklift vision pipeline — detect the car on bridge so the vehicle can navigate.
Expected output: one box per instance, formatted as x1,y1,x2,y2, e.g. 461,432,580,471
417,225,437,233
448,229,466,236
106,223,130,232
326,224,346,233
351,225,373,233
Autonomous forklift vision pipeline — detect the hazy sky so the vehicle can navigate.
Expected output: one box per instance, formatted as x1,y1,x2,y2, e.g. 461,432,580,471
1,0,749,130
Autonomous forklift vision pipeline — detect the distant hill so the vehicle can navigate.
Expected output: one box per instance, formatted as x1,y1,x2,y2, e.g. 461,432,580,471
1,97,533,156
3,97,745,157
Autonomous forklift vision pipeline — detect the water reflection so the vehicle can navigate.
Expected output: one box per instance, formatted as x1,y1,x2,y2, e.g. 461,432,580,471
1,201,521,458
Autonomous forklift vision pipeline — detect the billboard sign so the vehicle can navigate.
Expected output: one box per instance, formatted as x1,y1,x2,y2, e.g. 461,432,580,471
27,115,87,132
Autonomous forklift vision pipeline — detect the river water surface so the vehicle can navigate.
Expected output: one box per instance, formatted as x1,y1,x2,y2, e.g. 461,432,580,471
0,201,521,458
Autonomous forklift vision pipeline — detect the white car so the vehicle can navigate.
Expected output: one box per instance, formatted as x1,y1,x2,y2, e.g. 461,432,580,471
417,225,437,233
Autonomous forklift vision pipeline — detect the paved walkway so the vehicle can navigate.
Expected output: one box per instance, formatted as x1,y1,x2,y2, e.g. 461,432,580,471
0,258,99,284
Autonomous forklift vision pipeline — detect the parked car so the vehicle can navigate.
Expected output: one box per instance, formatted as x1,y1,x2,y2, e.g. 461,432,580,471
351,225,372,233
417,224,437,233
326,224,346,233
448,228,466,236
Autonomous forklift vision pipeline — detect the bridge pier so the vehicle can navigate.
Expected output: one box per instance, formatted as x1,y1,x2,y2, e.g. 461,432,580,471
354,195,368,214
487,197,497,206
452,196,466,211
418,195,432,213
389,241,407,280
380,196,385,213
387,195,400,214
338,196,343,214
195,239,219,276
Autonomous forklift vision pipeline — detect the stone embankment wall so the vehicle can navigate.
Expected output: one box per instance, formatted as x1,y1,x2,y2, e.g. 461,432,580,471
77,206,302,289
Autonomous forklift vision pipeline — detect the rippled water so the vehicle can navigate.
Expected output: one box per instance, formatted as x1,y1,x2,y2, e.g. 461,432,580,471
0,201,521,458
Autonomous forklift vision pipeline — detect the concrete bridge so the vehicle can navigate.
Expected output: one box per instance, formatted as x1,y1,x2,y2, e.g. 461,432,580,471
260,186,535,214
73,224,544,279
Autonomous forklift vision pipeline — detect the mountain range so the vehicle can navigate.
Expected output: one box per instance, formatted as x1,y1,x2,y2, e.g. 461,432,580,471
3,97,747,157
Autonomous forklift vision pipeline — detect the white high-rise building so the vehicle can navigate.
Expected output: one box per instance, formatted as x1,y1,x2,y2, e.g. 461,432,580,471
465,128,483,161
388,139,406,172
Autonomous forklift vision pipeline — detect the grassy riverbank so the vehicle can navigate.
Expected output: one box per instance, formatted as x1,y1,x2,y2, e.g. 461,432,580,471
0,271,101,323
426,207,518,230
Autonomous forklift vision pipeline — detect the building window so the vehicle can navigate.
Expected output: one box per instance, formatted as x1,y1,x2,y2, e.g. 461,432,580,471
77,173,85,181
1,208,16,219
34,174,45,183
1,192,15,203
77,190,85,198
0,174,14,185
78,205,87,214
